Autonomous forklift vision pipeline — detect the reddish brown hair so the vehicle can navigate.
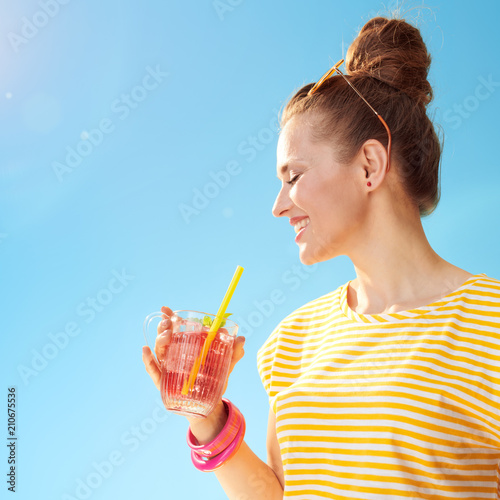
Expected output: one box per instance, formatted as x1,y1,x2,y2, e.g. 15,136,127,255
280,17,442,217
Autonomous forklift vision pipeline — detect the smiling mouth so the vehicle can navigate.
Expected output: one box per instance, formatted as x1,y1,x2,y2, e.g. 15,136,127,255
294,217,310,234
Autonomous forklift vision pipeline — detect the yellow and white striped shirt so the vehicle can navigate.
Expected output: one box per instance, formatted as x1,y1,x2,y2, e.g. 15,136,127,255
257,273,500,499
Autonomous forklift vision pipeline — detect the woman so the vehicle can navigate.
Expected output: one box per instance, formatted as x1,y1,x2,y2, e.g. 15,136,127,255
143,16,500,499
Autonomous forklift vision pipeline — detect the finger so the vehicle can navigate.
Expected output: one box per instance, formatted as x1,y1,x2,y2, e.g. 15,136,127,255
142,346,161,390
233,336,246,360
157,316,172,335
228,336,245,375
221,337,245,395
155,308,174,359
161,306,173,316
213,336,244,396
154,329,172,360
157,306,174,334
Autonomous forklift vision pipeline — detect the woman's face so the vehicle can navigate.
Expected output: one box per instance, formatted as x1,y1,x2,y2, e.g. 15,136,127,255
273,113,368,265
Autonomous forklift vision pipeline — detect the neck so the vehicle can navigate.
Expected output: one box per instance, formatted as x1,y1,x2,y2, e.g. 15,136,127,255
346,200,471,315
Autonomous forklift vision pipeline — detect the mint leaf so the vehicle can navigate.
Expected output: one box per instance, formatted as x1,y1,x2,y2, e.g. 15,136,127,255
220,313,232,328
201,313,232,328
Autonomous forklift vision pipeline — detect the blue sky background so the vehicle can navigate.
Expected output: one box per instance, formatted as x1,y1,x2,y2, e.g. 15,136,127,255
1,0,500,498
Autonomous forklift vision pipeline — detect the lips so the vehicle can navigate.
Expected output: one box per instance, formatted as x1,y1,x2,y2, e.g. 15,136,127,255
293,217,309,233
290,216,310,234
289,216,310,243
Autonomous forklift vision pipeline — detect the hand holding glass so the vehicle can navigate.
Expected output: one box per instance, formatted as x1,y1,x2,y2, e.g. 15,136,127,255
143,310,238,418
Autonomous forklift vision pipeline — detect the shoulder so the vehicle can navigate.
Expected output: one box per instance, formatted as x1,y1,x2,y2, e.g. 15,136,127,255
277,284,346,328
473,273,500,289
258,282,346,352
256,282,347,396
456,273,500,326
464,273,500,302
464,274,500,307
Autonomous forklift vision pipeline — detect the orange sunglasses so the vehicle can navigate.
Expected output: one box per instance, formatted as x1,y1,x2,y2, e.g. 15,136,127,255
308,59,392,173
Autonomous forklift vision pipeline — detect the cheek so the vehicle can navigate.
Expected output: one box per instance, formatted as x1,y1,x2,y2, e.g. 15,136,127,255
290,171,363,223
290,177,326,211
296,177,341,214
312,179,364,229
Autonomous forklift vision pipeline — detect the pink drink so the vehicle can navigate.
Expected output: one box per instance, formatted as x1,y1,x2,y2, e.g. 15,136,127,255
160,320,235,418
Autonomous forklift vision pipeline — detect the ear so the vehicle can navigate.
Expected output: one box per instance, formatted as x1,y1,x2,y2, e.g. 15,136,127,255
356,139,388,189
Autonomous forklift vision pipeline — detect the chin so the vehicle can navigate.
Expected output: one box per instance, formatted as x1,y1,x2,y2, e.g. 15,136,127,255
299,243,338,266
298,247,325,266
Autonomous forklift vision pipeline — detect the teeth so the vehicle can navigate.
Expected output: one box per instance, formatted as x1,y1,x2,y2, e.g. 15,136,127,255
293,218,310,234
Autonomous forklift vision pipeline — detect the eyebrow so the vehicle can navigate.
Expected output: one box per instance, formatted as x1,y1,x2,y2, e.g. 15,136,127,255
277,159,306,179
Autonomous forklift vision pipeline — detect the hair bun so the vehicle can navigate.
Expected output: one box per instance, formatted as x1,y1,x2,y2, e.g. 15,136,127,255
345,17,433,107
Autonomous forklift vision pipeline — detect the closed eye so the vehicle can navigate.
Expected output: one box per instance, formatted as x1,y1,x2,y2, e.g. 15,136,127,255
286,174,300,186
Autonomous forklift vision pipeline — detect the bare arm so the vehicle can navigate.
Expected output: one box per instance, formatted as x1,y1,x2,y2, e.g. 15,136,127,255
266,406,284,489
187,402,283,499
142,306,284,500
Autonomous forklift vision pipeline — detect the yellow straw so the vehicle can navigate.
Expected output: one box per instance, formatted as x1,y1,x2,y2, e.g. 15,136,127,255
182,265,244,395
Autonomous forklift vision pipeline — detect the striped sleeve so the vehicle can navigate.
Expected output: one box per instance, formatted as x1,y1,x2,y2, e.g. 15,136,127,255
257,291,337,408
257,322,280,399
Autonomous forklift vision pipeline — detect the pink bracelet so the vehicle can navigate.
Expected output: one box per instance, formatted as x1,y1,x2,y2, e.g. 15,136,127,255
191,417,246,472
186,399,242,458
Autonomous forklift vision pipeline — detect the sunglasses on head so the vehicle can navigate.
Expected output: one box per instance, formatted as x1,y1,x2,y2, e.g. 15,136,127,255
308,59,392,173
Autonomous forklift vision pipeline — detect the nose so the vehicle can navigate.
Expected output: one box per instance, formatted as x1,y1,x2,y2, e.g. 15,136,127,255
272,185,293,218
